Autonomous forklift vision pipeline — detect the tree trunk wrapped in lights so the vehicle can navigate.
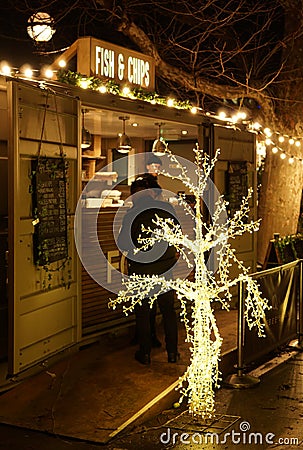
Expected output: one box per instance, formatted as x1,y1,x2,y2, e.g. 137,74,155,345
109,146,270,418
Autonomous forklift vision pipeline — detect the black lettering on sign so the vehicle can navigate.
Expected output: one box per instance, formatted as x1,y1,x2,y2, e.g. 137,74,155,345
32,157,68,266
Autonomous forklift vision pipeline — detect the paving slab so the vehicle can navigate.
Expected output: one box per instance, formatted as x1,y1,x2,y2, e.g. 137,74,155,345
0,309,237,444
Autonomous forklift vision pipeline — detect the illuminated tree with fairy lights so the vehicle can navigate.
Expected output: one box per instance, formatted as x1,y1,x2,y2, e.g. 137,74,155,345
109,146,270,418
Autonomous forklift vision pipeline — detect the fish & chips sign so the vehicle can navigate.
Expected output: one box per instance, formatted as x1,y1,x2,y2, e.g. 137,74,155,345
92,38,155,90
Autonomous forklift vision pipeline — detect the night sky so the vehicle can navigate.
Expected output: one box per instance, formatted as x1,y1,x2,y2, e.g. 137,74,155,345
0,4,54,68
0,2,131,70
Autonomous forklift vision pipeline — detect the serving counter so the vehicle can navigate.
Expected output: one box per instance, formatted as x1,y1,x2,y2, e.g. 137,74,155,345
81,207,129,335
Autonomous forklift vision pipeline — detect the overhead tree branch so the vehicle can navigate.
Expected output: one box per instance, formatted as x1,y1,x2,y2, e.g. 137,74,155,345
116,14,276,122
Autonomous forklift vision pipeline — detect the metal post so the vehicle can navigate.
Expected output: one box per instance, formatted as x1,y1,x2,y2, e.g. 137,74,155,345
224,280,260,388
236,280,245,377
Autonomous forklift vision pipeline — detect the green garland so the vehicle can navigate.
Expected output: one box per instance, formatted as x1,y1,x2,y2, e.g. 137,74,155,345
274,233,303,263
56,69,193,110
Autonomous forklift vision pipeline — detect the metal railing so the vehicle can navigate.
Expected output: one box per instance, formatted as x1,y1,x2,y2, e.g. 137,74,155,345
225,259,302,388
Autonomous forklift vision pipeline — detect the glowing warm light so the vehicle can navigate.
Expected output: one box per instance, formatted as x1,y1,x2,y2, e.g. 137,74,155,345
23,67,33,78
263,127,272,137
257,142,266,157
278,135,285,143
116,148,130,154
280,153,286,159
58,59,66,68
272,147,278,154
252,122,261,130
109,146,269,418
218,111,227,120
79,78,90,89
181,130,188,135
295,140,301,147
191,106,197,114
265,138,272,146
43,68,53,79
122,86,130,95
27,12,56,43
0,62,11,76
167,98,175,107
288,156,294,164
98,85,107,93
237,111,247,120
289,138,294,145
132,122,138,127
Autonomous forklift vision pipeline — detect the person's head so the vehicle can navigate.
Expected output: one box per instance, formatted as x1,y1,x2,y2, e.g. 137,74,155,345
130,174,162,203
146,153,162,175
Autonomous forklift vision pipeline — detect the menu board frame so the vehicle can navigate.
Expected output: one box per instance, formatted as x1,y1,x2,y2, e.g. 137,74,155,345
31,156,68,266
225,161,248,217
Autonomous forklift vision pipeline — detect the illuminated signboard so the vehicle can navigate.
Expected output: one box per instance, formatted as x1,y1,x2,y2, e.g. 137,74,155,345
52,37,155,90
91,37,155,90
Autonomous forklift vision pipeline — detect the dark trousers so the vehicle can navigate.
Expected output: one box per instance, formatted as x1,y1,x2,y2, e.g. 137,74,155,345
133,302,157,341
135,289,178,355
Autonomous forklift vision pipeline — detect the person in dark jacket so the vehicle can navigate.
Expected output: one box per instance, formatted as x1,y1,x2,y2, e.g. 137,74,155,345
117,174,179,365
130,159,163,348
141,153,163,346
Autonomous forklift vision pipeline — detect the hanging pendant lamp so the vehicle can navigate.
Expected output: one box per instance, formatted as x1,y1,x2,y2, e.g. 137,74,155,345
81,109,92,149
152,122,168,156
117,116,132,153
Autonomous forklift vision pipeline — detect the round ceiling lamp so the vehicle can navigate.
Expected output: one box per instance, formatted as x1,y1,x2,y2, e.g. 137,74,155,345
27,12,56,43
152,123,168,156
81,109,92,149
117,116,132,153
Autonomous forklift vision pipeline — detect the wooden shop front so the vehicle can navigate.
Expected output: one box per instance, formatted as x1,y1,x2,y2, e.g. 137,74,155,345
0,36,257,382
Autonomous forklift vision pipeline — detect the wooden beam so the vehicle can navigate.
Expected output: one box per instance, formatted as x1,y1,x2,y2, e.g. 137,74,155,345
50,39,80,71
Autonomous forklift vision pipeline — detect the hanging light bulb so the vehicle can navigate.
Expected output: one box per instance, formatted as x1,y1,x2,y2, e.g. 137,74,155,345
218,110,227,120
58,59,66,68
27,12,56,43
0,62,11,76
252,122,261,130
81,109,92,149
117,116,132,153
152,123,168,156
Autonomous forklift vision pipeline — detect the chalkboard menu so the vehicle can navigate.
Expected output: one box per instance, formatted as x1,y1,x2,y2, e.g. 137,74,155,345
32,157,68,266
226,161,248,217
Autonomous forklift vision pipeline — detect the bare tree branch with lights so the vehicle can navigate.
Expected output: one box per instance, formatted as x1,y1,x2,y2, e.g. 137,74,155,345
6,0,303,266
109,146,270,418
96,0,303,267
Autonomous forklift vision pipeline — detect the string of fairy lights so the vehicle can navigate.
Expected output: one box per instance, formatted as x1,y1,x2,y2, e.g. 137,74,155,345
109,146,270,418
255,126,303,166
1,58,303,167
